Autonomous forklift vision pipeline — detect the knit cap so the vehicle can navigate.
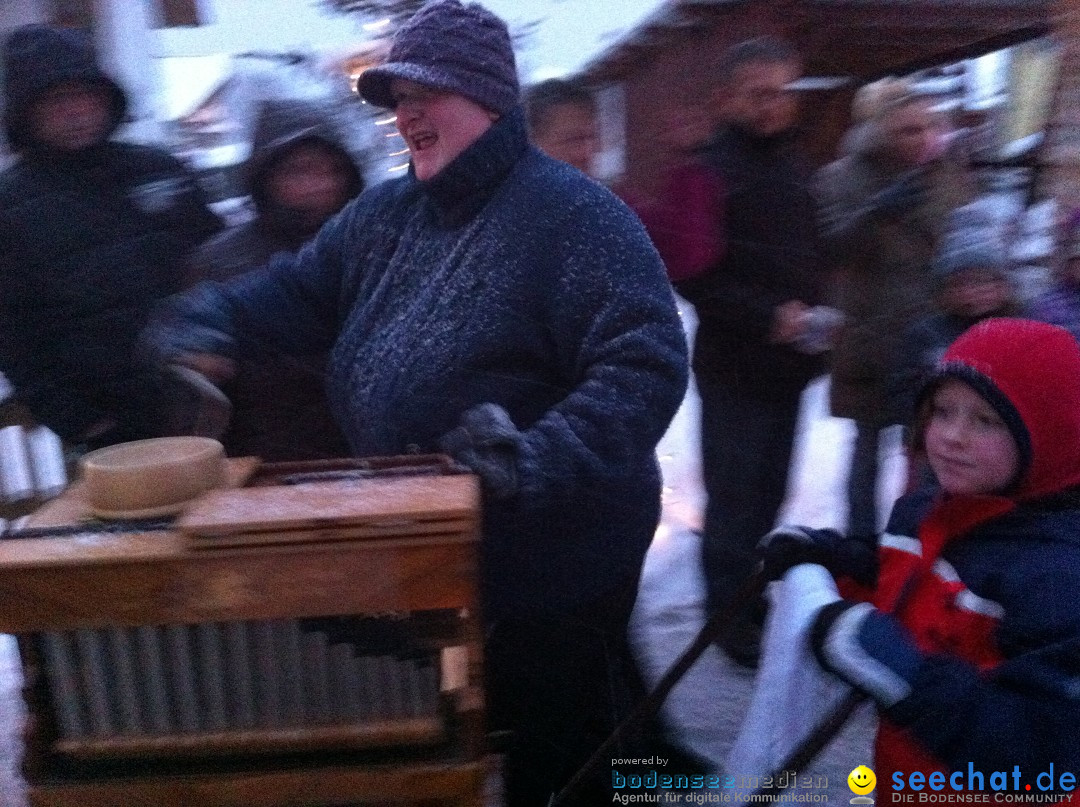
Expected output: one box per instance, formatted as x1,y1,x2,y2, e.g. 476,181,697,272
357,0,519,115
2,25,127,152
933,204,1009,281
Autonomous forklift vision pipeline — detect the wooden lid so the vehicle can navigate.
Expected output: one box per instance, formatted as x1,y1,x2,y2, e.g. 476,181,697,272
177,475,480,538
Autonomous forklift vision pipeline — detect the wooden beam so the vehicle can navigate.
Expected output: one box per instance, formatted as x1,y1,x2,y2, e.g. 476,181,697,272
859,26,1049,79
801,0,1052,32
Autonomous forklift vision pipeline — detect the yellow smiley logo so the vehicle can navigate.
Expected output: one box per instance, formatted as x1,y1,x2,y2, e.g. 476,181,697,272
848,765,876,795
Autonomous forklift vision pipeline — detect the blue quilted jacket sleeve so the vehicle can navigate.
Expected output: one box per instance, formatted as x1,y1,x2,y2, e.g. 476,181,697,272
512,195,690,502
153,198,361,362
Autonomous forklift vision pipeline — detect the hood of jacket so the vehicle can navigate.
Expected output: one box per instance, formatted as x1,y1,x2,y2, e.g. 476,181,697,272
917,317,1080,502
2,25,127,153
245,99,364,219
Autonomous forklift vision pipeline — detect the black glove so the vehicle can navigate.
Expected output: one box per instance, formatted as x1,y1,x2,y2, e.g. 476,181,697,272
439,403,521,500
757,525,845,581
809,600,924,708
868,170,926,218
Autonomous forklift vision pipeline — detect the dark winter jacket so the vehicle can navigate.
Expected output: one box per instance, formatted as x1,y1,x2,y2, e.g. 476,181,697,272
159,108,689,621
846,320,1080,797
675,126,824,396
0,26,222,443
817,131,972,425
188,100,363,460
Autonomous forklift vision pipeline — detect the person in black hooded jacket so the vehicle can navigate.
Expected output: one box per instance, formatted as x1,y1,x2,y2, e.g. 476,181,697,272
0,25,223,449
187,100,363,460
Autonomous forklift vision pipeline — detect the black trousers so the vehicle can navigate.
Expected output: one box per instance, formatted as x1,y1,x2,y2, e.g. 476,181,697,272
697,371,803,612
485,579,649,807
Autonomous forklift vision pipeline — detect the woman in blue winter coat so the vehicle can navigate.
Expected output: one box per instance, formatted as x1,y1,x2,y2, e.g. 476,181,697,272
155,2,689,804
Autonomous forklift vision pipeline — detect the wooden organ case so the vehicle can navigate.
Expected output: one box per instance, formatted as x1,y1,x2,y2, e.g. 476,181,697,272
0,456,486,806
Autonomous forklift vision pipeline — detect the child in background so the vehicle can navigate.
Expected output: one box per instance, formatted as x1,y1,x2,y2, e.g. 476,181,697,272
761,318,1080,801
891,207,1022,490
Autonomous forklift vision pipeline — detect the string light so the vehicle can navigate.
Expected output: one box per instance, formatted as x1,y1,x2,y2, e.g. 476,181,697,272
363,18,392,32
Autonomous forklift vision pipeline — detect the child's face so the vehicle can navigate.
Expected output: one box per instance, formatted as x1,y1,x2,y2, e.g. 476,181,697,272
925,379,1020,496
940,270,1010,319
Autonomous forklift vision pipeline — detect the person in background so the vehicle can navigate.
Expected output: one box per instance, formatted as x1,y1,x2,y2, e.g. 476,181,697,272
818,77,971,543
761,318,1080,799
0,25,224,451
674,37,827,666
1031,214,1080,342
524,77,599,175
187,100,363,461
152,2,689,804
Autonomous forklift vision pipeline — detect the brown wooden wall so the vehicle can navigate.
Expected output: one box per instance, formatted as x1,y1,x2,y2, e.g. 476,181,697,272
49,0,203,29
614,4,856,195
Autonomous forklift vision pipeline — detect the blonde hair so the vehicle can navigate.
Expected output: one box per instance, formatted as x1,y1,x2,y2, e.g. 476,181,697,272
851,77,922,123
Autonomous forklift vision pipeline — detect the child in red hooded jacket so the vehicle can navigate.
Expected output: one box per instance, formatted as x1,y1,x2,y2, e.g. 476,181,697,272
762,318,1080,803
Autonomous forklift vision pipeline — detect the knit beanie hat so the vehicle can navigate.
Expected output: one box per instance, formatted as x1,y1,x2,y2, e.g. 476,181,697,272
357,0,519,115
2,25,127,152
933,204,1009,281
914,318,1080,501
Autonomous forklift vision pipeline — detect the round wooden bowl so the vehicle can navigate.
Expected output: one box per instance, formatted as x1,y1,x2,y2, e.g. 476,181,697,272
79,436,226,519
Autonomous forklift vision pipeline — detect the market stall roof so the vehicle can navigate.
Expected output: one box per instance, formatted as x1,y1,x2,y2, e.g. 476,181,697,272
582,0,1053,84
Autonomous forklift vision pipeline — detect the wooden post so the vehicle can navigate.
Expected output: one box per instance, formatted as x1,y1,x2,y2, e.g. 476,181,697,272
1046,0,1080,212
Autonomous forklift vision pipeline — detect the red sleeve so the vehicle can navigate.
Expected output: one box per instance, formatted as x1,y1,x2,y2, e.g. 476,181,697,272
837,577,876,603
640,161,725,284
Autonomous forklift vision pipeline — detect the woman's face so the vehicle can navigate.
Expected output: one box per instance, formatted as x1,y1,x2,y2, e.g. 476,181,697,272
883,100,934,167
390,79,498,181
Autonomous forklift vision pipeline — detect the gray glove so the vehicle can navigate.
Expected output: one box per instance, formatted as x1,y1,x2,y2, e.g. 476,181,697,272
439,403,521,500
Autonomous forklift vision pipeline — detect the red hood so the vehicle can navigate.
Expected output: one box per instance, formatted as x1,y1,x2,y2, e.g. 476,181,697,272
932,318,1080,502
